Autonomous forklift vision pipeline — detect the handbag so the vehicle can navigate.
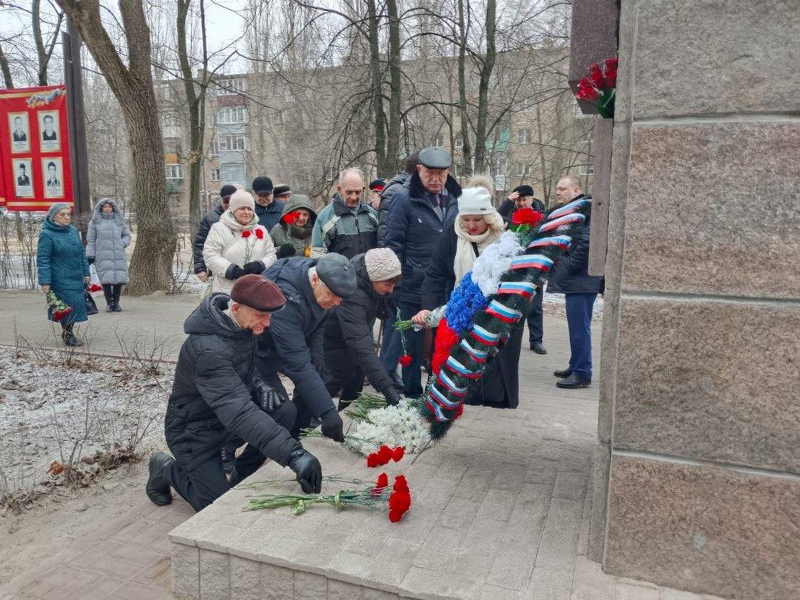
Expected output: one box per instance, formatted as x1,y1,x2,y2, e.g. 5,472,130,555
85,290,99,316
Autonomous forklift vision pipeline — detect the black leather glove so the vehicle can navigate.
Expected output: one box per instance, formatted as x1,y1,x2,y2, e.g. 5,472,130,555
384,387,402,406
243,260,265,274
320,408,344,442
87,257,95,265
287,446,322,494
225,264,246,280
251,377,287,414
277,244,296,259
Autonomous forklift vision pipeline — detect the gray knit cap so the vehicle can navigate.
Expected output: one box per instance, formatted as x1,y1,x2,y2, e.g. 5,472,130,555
364,248,401,282
47,202,71,222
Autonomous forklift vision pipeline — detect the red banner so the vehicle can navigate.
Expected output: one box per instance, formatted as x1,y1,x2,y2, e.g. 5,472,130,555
0,85,73,211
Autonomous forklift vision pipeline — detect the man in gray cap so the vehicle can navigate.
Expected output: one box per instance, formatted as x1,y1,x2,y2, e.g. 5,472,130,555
384,147,462,397
256,253,358,439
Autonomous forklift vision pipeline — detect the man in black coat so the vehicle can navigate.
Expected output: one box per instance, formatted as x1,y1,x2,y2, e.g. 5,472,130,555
256,253,358,439
193,184,237,282
384,147,461,397
324,249,403,408
547,175,604,389
252,176,284,231
498,184,547,354
145,275,323,512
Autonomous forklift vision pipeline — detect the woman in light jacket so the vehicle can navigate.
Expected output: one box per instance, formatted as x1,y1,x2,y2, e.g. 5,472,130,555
86,198,131,312
203,189,277,295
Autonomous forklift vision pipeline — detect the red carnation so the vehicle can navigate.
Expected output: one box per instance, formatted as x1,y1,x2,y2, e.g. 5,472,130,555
281,211,301,225
376,472,389,488
389,509,403,523
389,490,411,516
398,354,412,367
255,228,264,239
431,318,459,375
88,283,102,293
377,445,394,464
511,207,544,227
241,230,252,238
392,446,405,462
393,475,409,493
367,453,380,468
589,63,605,89
576,78,601,102
604,58,618,88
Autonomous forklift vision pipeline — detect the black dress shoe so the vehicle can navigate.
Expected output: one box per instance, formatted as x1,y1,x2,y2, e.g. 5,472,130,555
556,373,591,389
553,368,572,378
113,302,122,312
146,452,174,506
106,304,114,313
530,342,547,355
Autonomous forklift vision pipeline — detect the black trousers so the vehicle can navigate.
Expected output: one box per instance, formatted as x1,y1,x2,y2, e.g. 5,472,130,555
163,401,297,512
526,286,544,345
254,362,316,439
101,284,122,306
324,349,365,411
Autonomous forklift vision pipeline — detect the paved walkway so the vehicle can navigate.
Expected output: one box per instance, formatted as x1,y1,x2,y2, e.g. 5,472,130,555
0,289,724,599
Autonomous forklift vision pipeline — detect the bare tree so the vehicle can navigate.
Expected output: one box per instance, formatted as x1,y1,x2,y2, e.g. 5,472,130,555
54,0,176,294
32,0,64,85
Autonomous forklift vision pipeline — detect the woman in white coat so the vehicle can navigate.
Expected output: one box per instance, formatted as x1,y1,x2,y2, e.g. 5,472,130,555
203,189,277,295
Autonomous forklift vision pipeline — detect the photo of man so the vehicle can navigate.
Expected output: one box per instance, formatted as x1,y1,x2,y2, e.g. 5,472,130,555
38,111,60,151
12,159,34,197
9,113,30,153
42,158,64,199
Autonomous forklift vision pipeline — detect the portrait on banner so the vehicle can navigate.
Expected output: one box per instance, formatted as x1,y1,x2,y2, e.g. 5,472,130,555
9,112,30,153
38,110,61,152
13,158,34,197
43,158,64,199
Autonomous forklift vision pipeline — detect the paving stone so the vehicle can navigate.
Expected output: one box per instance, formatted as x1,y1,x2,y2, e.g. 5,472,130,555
261,563,294,600
132,555,172,588
198,549,230,600
230,556,261,600
111,581,172,600
401,566,484,600
569,556,615,600
23,568,103,600
486,546,538,591
616,582,660,600
327,578,364,600
658,591,705,600
413,526,466,571
292,571,327,600
362,589,401,600
534,500,583,570
520,567,573,600
552,472,587,502
362,538,421,588
171,542,200,599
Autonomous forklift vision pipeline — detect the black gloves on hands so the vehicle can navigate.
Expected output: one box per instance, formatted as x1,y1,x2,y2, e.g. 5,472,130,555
243,260,265,274
225,264,246,280
384,387,402,407
320,408,345,442
251,378,287,414
288,446,322,494
277,244,296,259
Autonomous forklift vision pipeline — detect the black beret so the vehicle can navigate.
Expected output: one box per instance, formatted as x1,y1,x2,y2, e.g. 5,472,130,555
251,176,273,194
230,274,286,312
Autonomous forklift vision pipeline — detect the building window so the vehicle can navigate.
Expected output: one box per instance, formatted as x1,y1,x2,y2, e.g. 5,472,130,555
579,163,594,175
433,135,443,147
217,107,247,125
454,138,463,149
516,128,531,145
495,158,507,175
210,168,220,182
215,78,246,96
166,164,183,179
515,163,531,176
209,141,219,156
219,135,247,151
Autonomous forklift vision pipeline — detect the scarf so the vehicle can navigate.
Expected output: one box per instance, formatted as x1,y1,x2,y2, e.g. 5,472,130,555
453,211,504,285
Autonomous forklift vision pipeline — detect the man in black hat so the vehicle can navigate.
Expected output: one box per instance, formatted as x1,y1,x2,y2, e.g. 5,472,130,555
252,176,283,231
193,184,238,282
256,253,358,439
384,146,461,397
498,184,547,354
273,184,292,204
145,274,323,512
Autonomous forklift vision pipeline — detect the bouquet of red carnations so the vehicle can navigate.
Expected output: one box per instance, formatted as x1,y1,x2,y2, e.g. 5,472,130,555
575,57,617,118
46,291,74,322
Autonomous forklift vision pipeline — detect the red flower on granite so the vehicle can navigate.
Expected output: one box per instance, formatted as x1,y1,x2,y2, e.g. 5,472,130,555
589,63,605,89
575,57,617,119
604,57,618,88
392,446,405,462
576,77,600,102
398,354,412,367
367,445,406,468
388,475,411,522
377,444,394,464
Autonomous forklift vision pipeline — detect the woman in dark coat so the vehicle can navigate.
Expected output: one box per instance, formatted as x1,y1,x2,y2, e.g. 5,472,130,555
86,198,131,312
37,203,91,346
415,187,523,409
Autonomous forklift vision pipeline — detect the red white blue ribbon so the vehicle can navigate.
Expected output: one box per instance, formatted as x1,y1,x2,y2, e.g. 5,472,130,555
445,355,481,379
471,324,500,345
485,299,522,323
430,383,460,409
527,235,571,250
426,398,448,422
510,254,553,272
459,338,488,362
497,281,536,298
437,371,467,397
538,213,585,233
547,198,591,220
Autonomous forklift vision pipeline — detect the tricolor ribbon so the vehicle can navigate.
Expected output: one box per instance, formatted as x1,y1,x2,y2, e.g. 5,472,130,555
426,398,448,422
485,299,522,323
497,281,536,299
429,383,460,409
437,371,467,397
471,324,500,345
527,235,572,251
547,198,591,220
510,254,553,272
459,339,488,362
445,356,481,379
538,213,585,233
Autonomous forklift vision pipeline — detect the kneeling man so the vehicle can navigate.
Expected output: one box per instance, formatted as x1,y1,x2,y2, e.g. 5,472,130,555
146,274,322,511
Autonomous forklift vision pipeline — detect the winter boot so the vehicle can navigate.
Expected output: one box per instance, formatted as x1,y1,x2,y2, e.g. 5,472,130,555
146,452,174,506
103,284,114,312
61,324,82,347
112,284,122,312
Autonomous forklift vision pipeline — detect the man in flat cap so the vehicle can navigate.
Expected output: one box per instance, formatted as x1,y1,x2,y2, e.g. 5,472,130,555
384,146,461,397
146,274,323,512
256,253,358,440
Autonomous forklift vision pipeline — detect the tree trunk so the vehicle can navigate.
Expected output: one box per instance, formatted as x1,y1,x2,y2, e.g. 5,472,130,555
473,0,496,173
0,39,12,89
457,0,473,177
366,0,386,175
385,0,401,174
32,0,64,86
55,0,175,295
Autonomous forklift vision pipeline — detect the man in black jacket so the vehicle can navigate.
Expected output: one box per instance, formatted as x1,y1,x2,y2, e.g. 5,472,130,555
257,253,358,439
145,275,323,512
385,147,461,397
547,176,604,389
498,184,547,354
252,176,283,231
324,249,403,408
193,184,237,282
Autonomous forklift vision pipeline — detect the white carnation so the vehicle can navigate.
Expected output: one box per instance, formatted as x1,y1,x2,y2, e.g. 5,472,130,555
350,400,432,455
471,231,524,296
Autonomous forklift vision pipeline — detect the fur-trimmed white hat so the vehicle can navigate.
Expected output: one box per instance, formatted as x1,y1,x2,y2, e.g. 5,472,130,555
457,187,493,216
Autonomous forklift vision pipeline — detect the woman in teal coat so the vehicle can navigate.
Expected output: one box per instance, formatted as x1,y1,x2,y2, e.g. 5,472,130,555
37,203,91,346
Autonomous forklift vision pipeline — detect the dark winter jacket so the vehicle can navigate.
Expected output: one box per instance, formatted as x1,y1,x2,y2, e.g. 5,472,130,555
547,195,604,294
193,204,225,274
256,200,284,232
165,294,298,470
377,171,410,247
420,226,459,311
257,258,335,418
384,171,461,305
37,218,90,323
86,199,130,284
323,254,395,396
269,195,317,257
311,195,378,260
498,197,545,225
